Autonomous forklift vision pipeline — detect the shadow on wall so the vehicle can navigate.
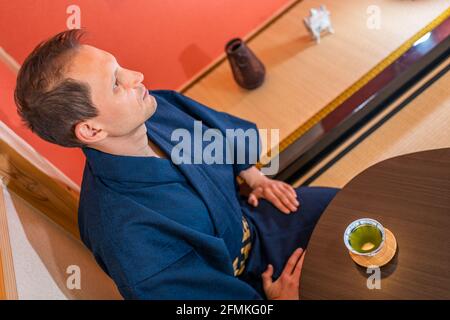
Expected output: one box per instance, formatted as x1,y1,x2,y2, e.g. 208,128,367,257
179,43,212,79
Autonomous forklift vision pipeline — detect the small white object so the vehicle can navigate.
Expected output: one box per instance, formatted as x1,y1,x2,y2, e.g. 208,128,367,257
303,5,334,44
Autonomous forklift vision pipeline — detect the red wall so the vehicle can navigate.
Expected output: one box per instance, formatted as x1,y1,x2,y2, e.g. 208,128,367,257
0,0,291,186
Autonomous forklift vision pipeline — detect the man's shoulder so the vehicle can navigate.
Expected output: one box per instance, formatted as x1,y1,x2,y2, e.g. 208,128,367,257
78,168,124,216
77,165,125,234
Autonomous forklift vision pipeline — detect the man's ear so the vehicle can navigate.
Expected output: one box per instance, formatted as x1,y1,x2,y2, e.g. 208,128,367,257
74,121,108,144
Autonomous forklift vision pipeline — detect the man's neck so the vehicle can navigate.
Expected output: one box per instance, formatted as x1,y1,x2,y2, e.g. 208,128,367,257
88,124,165,158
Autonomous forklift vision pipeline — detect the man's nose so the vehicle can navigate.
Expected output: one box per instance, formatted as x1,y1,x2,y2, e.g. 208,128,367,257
123,71,144,89
134,71,144,86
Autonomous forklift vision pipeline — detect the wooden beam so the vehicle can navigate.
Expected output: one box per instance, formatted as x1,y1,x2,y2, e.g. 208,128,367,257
0,139,80,239
0,183,18,299
0,47,20,74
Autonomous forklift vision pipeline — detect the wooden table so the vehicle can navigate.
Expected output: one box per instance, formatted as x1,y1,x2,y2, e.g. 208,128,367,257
300,148,450,299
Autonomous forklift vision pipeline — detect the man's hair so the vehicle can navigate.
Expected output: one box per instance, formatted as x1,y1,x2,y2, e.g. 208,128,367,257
14,29,98,148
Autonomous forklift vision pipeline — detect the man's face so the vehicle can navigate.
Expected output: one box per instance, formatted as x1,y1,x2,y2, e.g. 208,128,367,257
66,44,157,142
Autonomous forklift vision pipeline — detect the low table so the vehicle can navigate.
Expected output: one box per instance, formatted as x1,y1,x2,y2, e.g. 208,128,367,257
300,148,450,299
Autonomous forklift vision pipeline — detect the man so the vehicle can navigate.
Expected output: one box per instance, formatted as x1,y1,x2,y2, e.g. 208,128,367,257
14,29,339,299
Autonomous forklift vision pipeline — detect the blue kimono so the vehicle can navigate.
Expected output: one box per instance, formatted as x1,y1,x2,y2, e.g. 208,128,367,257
78,90,339,299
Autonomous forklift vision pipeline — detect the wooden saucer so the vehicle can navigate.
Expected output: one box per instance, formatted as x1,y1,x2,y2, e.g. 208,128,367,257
349,228,397,268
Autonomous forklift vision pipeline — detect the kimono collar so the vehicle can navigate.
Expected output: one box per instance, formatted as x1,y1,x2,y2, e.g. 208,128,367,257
82,145,184,183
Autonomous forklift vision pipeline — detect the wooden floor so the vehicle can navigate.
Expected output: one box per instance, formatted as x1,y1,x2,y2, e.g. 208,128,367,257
294,60,450,189
184,0,450,151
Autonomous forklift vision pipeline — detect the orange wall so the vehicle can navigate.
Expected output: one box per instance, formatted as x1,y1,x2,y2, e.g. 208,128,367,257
0,0,291,186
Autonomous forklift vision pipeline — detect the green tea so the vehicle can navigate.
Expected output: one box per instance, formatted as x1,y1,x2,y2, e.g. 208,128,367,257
348,224,383,253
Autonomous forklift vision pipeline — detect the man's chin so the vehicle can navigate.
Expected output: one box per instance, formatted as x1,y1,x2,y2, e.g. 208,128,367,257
150,94,157,110
145,95,158,120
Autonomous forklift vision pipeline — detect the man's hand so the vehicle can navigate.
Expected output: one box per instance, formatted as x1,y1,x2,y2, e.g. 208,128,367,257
262,248,306,300
239,166,299,214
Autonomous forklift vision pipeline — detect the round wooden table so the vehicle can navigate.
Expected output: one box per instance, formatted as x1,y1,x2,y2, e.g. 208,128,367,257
300,148,450,299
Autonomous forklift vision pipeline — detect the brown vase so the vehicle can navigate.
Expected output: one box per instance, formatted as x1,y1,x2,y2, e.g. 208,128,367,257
225,38,266,90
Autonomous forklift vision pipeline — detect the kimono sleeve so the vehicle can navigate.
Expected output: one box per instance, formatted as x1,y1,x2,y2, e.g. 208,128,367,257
118,249,263,300
168,90,261,176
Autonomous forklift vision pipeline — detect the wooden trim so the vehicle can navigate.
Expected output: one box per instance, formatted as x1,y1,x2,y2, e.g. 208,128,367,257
177,0,302,93
0,182,18,300
0,251,5,300
0,185,7,300
0,139,80,239
0,47,20,74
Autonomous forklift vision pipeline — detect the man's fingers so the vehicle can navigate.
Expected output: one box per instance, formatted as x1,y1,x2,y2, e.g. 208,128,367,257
252,183,299,214
292,249,306,280
248,187,263,207
281,248,304,276
280,184,299,207
252,187,263,198
285,185,299,205
248,194,259,207
265,190,290,214
283,183,298,199
273,186,298,212
262,264,274,290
